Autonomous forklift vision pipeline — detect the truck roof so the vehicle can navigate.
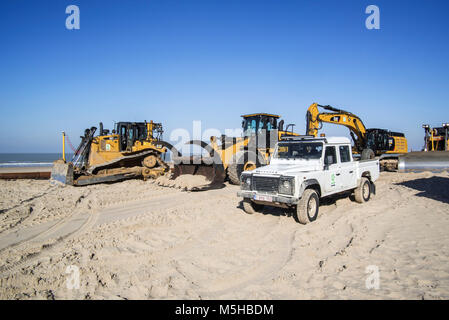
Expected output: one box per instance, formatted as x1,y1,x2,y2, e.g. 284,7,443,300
281,136,351,144
326,137,351,144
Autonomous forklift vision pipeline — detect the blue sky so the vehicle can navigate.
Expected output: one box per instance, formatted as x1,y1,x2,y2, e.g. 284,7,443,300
0,0,448,152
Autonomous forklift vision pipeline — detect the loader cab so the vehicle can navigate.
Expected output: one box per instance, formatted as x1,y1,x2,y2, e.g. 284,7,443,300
241,113,279,137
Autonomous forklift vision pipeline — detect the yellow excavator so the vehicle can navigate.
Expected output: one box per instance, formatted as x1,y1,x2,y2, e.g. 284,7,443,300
51,121,174,186
306,103,408,170
172,113,299,186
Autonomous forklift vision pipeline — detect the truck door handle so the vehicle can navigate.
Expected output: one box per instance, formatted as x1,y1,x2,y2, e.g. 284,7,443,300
349,171,353,173
336,173,341,176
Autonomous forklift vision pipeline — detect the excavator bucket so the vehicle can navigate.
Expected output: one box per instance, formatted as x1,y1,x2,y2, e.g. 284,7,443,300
50,159,74,185
398,151,449,173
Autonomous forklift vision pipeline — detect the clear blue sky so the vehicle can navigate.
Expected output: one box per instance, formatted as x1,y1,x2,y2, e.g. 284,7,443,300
1,0,448,152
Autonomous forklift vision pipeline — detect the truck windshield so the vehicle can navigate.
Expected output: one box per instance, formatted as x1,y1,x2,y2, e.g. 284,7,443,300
275,142,323,159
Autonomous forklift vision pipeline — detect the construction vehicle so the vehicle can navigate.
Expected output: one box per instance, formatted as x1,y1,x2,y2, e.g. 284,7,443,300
398,123,449,173
306,103,408,170
422,123,449,151
172,113,299,187
51,121,173,186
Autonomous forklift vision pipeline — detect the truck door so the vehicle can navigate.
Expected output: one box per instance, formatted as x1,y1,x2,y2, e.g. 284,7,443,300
322,146,342,194
338,145,357,190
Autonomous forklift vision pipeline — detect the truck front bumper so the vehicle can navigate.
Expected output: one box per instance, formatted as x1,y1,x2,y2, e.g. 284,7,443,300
237,190,299,206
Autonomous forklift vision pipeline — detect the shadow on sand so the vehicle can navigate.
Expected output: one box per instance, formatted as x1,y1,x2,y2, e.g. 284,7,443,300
396,176,449,204
235,191,354,221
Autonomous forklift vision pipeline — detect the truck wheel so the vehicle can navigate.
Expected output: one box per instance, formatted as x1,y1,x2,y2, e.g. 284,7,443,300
242,199,263,214
354,177,371,203
295,189,319,224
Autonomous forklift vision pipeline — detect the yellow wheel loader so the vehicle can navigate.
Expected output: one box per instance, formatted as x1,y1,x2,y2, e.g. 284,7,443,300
51,121,174,186
306,103,408,170
172,113,299,187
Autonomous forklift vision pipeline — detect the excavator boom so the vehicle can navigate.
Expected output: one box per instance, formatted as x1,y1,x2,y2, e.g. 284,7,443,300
306,103,367,152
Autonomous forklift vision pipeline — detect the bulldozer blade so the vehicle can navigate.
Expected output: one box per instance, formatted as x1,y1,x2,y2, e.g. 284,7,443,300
398,151,449,173
50,159,74,185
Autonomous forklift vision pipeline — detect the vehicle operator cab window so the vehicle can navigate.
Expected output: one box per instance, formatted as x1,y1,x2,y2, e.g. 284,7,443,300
324,146,337,165
339,145,351,163
243,118,258,136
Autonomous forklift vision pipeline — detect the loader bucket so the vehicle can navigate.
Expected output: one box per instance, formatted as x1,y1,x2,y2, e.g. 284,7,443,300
50,159,74,185
171,156,226,190
398,151,449,173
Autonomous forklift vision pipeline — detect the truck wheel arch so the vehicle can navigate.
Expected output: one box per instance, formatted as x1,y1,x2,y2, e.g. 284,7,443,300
300,179,321,198
361,171,371,179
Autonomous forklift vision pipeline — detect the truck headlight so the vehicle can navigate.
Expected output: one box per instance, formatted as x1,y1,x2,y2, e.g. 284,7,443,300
241,174,252,190
279,177,294,195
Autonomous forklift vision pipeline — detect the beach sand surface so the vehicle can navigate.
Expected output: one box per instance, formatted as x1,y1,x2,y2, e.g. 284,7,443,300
0,171,448,299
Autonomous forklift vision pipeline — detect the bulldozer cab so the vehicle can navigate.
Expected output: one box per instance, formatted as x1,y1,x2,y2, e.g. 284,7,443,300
115,121,163,152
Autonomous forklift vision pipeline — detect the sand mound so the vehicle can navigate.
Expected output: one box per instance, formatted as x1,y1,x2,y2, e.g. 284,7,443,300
154,174,210,190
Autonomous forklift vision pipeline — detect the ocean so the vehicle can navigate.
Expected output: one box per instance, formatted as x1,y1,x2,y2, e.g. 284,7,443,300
0,153,73,168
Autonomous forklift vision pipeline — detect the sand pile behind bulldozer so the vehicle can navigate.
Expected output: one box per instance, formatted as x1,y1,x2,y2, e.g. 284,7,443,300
154,174,210,191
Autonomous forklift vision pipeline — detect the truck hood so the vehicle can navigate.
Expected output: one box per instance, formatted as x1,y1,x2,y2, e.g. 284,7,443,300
251,160,322,176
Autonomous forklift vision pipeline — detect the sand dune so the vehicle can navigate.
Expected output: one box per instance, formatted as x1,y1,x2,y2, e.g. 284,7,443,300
0,171,448,299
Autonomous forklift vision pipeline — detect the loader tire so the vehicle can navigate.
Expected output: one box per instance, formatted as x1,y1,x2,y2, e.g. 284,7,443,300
295,189,319,224
354,177,371,203
228,151,261,185
361,148,375,160
242,199,263,214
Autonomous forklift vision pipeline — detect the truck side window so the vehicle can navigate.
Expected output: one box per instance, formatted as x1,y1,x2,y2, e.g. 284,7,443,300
339,145,351,163
324,146,337,165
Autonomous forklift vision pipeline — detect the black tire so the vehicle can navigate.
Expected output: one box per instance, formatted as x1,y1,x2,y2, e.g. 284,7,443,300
242,199,263,214
354,177,371,203
295,189,319,224
361,148,375,160
228,151,262,185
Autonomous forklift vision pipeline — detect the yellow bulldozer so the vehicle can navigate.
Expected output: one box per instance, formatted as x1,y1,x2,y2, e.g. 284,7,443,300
398,123,449,173
306,103,408,170
422,123,449,151
172,113,299,186
51,121,174,186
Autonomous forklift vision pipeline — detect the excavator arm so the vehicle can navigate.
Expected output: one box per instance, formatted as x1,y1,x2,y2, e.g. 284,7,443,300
306,103,368,152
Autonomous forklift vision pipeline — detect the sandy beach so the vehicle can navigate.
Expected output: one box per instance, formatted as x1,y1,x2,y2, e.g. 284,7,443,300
0,171,448,300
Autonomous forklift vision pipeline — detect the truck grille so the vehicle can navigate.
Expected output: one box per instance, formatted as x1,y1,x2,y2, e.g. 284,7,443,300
252,176,279,194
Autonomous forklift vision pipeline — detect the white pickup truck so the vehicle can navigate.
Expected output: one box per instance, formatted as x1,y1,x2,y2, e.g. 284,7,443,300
237,136,380,224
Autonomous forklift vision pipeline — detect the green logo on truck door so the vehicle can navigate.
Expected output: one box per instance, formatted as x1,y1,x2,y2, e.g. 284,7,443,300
331,173,336,187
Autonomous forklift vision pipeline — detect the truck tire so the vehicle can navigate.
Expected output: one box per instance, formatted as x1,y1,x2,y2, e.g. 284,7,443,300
295,189,319,224
242,199,263,214
361,148,375,160
354,177,371,203
228,151,261,185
